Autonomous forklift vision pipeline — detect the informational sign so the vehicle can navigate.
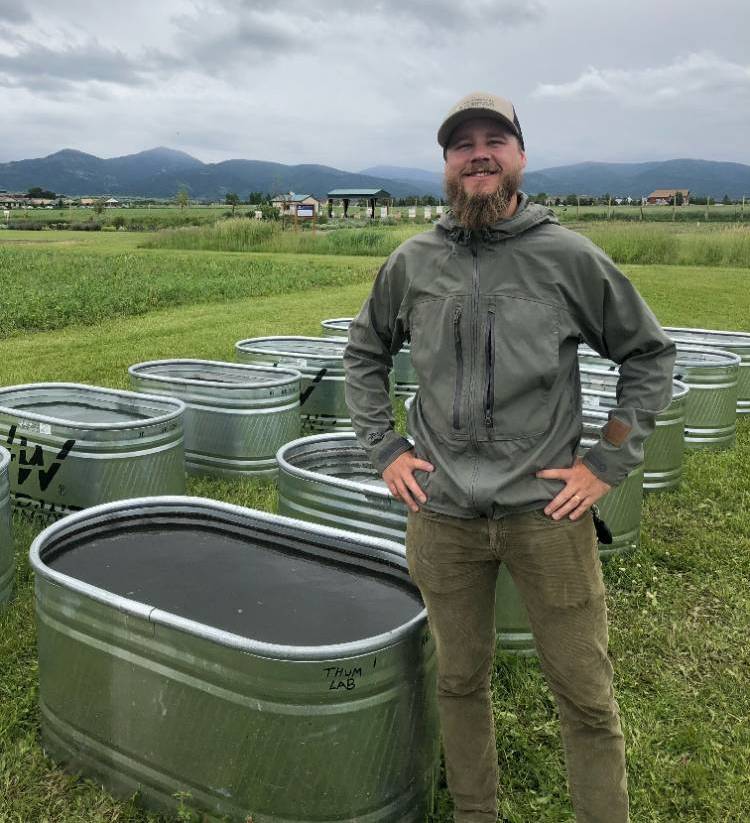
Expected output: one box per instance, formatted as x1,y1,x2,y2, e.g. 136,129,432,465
254,210,263,220
435,205,444,215
3,210,9,221
424,207,432,219
297,205,314,218
380,206,388,218
408,207,417,219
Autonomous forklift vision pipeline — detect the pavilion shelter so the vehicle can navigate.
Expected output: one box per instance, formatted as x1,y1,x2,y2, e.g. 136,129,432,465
326,189,392,218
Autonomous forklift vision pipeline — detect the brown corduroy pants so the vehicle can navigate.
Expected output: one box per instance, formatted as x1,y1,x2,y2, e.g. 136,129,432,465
405,508,629,823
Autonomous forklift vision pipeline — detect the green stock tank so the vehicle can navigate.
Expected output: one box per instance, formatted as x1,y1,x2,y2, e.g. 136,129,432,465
30,497,439,822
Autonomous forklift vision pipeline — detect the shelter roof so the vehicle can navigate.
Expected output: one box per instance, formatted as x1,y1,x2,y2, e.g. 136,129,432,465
327,188,391,198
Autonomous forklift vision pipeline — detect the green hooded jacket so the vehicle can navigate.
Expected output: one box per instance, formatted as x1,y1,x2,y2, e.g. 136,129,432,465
343,194,676,518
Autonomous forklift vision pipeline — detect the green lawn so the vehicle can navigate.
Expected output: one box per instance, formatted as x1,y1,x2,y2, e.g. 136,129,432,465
0,230,749,821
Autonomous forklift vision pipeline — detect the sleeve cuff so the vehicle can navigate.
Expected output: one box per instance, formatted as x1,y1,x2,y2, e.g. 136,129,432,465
369,432,413,474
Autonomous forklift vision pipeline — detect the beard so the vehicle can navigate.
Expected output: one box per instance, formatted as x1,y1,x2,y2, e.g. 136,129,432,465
445,163,523,231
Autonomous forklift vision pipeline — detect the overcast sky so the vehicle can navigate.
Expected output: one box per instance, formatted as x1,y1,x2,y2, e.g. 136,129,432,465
2,0,748,172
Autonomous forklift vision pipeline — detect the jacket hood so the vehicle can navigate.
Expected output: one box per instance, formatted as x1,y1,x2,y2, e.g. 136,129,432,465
436,192,558,244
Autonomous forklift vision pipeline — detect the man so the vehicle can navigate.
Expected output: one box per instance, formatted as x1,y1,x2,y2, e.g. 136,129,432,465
343,92,675,823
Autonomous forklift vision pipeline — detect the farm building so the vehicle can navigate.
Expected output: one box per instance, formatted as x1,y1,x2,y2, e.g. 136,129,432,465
647,189,690,205
271,193,321,218
326,188,392,218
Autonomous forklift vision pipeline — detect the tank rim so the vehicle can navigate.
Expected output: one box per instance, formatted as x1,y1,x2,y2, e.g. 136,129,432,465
235,335,348,361
29,495,426,661
129,359,301,390
0,382,185,431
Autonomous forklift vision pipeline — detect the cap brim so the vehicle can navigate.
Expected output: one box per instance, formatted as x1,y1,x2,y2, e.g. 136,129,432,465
438,109,519,148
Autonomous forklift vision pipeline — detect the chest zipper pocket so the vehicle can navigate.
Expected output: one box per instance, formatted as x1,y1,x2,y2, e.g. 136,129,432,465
484,309,495,428
452,305,463,430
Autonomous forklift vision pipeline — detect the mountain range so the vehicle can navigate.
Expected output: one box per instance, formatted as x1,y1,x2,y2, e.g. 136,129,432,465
2,148,749,200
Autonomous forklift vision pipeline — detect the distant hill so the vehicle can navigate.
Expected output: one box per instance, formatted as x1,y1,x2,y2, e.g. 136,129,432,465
2,150,748,200
0,148,442,200
522,159,750,199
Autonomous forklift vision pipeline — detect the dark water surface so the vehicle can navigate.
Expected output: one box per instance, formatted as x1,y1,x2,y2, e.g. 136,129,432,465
48,521,421,645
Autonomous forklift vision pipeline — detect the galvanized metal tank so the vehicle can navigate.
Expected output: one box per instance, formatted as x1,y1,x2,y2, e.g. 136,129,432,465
0,384,185,521
0,446,13,606
276,432,536,655
321,317,419,396
580,412,644,559
30,497,439,823
235,336,352,433
128,359,301,477
580,367,689,492
673,346,739,450
665,326,750,415
579,344,740,451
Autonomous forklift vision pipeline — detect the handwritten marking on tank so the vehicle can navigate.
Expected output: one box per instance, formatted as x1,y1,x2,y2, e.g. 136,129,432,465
300,368,329,406
5,425,77,492
324,665,363,691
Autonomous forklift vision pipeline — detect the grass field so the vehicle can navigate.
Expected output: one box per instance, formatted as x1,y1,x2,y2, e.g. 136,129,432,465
1,226,749,821
144,217,750,268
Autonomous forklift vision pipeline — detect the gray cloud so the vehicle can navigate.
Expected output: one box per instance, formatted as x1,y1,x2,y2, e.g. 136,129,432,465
369,0,545,29
0,39,163,91
533,52,750,106
0,0,32,24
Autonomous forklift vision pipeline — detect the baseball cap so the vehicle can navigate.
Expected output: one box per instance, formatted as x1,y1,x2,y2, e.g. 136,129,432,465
437,92,524,151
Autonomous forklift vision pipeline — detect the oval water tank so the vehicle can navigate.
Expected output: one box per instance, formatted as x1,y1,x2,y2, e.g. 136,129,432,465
30,497,439,822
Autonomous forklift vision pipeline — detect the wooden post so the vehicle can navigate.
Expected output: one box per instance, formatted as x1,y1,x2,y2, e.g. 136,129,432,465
672,193,676,221
608,195,612,220
576,195,580,219
742,196,746,221
705,197,710,221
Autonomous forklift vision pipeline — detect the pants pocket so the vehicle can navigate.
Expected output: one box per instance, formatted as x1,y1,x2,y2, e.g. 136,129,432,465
508,510,604,609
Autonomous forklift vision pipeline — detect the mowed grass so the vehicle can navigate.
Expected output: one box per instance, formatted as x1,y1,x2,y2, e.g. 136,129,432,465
0,260,748,820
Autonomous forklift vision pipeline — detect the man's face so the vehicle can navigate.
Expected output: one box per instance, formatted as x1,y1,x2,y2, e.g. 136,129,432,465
443,117,527,228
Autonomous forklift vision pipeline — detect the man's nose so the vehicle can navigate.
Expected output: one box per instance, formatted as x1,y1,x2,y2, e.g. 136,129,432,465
469,143,491,161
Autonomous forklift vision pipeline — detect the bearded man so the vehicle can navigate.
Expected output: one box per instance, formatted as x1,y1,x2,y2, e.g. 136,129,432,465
343,92,675,823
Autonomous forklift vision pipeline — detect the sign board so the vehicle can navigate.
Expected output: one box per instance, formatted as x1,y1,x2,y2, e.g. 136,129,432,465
380,206,388,218
436,205,444,215
3,210,9,220
424,207,432,219
254,210,263,220
296,205,314,218
408,207,417,219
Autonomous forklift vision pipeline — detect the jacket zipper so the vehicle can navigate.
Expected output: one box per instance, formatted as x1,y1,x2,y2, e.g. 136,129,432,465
484,308,495,427
468,245,480,446
452,305,463,429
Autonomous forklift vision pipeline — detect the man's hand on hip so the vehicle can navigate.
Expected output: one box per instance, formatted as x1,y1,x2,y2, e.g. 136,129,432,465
383,450,434,513
536,457,611,521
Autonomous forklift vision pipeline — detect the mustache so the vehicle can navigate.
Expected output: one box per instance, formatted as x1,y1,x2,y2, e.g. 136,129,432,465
462,161,502,175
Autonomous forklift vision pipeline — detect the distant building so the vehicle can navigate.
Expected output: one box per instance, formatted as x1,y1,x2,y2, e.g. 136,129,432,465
326,188,392,218
647,189,690,205
271,192,321,217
